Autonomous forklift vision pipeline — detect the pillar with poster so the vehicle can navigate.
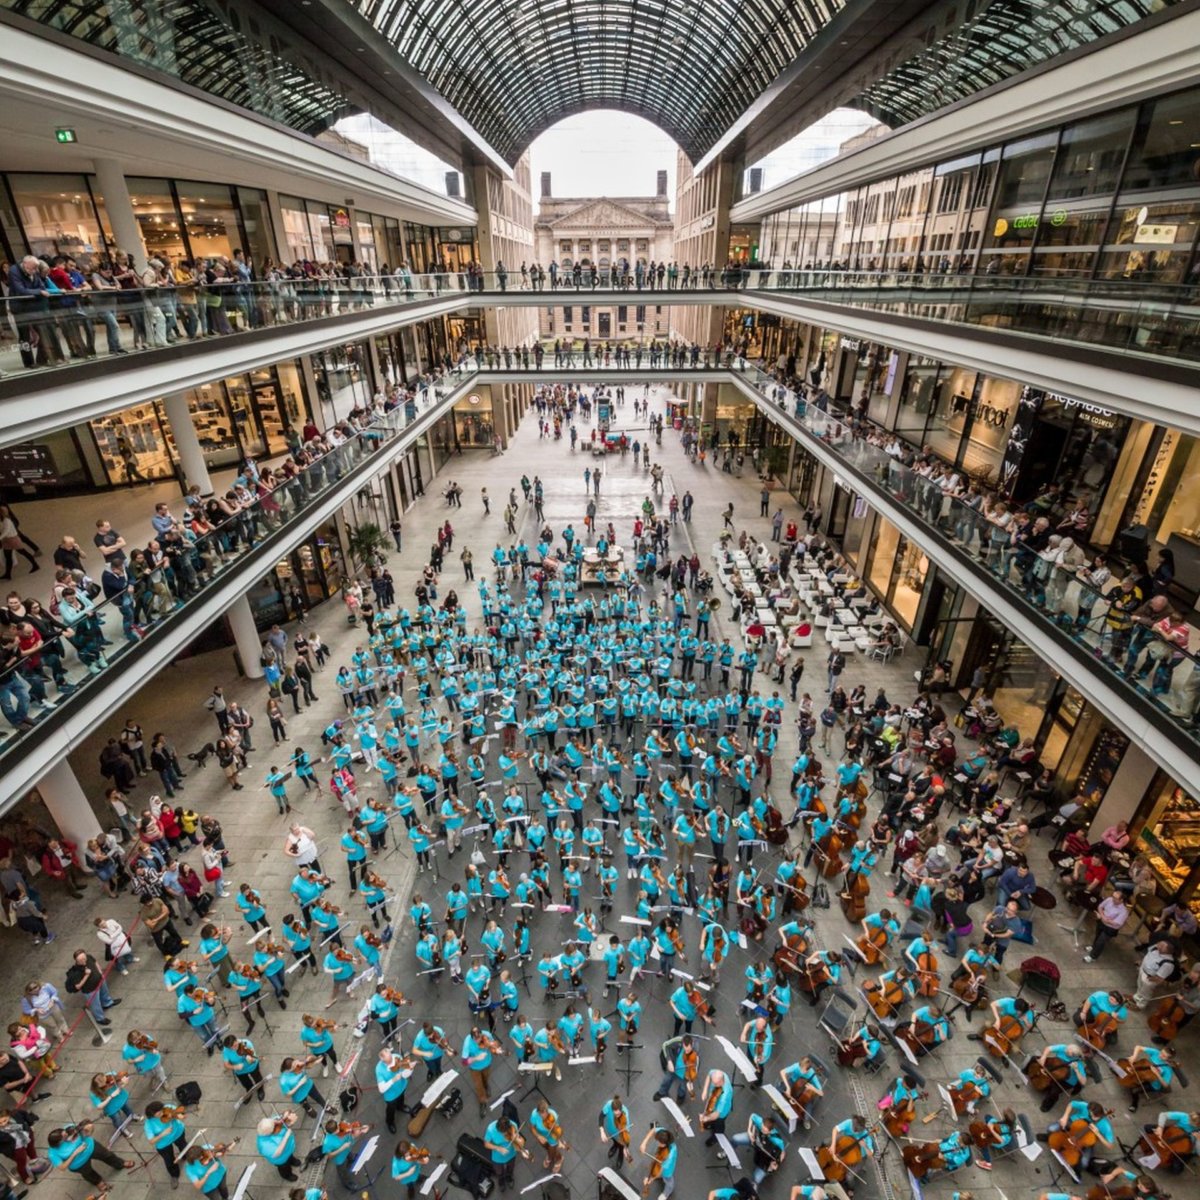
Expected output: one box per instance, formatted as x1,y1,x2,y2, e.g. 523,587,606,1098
597,397,611,436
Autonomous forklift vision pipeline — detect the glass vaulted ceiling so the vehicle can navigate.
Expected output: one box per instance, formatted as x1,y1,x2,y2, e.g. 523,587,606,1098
355,0,850,163
850,0,1182,128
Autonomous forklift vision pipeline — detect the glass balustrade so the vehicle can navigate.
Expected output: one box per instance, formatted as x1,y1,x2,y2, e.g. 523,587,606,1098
0,365,476,763
734,360,1200,744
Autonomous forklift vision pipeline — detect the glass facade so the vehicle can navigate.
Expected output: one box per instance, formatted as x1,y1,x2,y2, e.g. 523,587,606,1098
757,82,1200,284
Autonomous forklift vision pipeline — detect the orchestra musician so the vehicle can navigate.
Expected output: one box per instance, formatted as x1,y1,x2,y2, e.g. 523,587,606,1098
970,1105,1016,1169
1028,1041,1093,1113
182,1140,237,1198
948,1064,993,1118
699,1068,735,1145
727,1113,787,1187
376,1047,417,1135
1122,1045,1177,1112
653,1034,700,1102
530,1099,569,1174
740,1016,774,1087
142,1100,187,1182
321,1117,371,1187
780,1056,824,1131
1044,1099,1115,1171
969,995,1036,1056
599,1093,633,1165
639,1125,678,1199
1134,1109,1199,1173
895,1004,952,1058
391,1140,436,1200
483,1116,529,1192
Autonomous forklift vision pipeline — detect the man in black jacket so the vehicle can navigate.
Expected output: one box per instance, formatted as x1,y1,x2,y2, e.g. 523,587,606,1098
64,950,121,1025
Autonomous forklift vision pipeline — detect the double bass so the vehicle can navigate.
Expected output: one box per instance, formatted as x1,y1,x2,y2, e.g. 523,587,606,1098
901,1140,945,1179
764,803,790,847
839,869,870,922
816,825,846,880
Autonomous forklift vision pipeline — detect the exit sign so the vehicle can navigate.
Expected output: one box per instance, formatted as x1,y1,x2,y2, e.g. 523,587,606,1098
55,128,77,143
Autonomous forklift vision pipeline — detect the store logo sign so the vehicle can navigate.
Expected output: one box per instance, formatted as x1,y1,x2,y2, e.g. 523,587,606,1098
332,207,351,229
466,394,481,405
951,393,1009,428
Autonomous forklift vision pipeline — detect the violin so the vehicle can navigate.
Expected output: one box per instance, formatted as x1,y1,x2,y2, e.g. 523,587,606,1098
915,949,939,999
129,1031,158,1051
982,1012,1027,1059
331,947,356,965
307,1016,339,1033
902,1140,945,1179
816,1128,874,1182
199,1137,240,1161
856,923,890,966
667,924,686,959
157,1105,189,1121
1049,1116,1105,1167
1133,1122,1194,1171
1078,1011,1120,1051
839,869,870,922
1147,995,1188,1043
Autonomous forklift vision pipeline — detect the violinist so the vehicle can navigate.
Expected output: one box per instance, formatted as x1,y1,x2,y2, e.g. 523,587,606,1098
652,916,685,977
122,1030,168,1089
740,1016,774,1087
375,1047,416,1135
1045,1099,1114,1171
599,1094,633,1164
728,1113,787,1188
89,1071,135,1132
699,1068,735,1146
1123,1045,1177,1112
412,1022,451,1082
221,1034,265,1101
639,1126,678,1199
323,942,357,1006
463,1026,504,1116
255,1113,300,1182
971,995,1035,1056
744,961,772,1007
143,1099,187,1182
653,1034,700,1102
530,1098,569,1173
182,1141,234,1198
699,920,728,985
766,968,792,1028
391,1139,434,1200
864,967,915,1021
484,1116,529,1192
970,1105,1016,1169
279,1055,326,1120
301,1013,339,1077
321,1117,371,1188
670,981,715,1036
368,983,410,1040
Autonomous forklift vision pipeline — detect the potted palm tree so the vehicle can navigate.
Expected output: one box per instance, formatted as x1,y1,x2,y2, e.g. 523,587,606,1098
346,521,391,573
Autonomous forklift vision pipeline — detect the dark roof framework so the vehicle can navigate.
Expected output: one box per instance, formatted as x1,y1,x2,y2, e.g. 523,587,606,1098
352,0,851,163
849,0,1183,129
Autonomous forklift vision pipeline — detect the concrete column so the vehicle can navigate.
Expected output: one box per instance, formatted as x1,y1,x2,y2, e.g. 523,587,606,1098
93,159,148,273
298,355,323,430
227,595,264,679
492,385,509,450
38,759,100,849
1089,744,1157,837
162,392,214,496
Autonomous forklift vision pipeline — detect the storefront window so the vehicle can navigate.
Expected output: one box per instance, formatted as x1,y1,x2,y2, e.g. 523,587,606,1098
235,187,276,269
890,535,927,629
127,177,186,264
281,195,316,262
980,132,1058,273
91,402,175,485
1099,197,1200,283
176,182,241,262
185,383,240,468
894,357,940,441
1136,775,1200,903
7,174,107,260
1121,87,1200,193
866,517,900,599
926,369,1018,479
454,393,494,447
312,343,371,420
356,217,378,268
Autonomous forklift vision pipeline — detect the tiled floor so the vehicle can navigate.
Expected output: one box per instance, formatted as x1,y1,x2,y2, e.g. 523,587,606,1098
0,383,1187,1200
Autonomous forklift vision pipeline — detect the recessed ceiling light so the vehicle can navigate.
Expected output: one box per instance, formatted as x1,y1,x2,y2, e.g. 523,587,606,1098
1169,119,1183,125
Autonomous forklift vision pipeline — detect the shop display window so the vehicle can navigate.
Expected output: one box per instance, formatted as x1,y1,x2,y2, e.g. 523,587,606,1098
1137,777,1200,901
8,173,108,260
91,403,175,484
176,182,241,262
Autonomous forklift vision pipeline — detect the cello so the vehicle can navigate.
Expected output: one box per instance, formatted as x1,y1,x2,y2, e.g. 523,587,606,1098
1049,1116,1106,1168
1078,1010,1121,1052
864,971,911,1021
840,868,870,922
856,915,893,967
950,967,988,1012
1132,1121,1194,1172
1147,995,1188,1044
815,1124,874,1184
795,953,833,1001
773,928,811,979
982,1011,1029,1059
1025,1051,1077,1094
896,1014,942,1059
901,1140,946,1179
764,803,790,847
817,825,846,880
914,946,940,1000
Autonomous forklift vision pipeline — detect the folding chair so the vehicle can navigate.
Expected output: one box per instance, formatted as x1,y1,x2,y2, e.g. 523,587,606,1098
817,987,859,1045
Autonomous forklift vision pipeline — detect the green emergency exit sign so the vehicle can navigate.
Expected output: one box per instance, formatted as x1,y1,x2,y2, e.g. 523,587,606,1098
55,128,77,144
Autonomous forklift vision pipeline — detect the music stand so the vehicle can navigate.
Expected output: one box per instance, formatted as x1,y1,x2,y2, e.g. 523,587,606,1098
519,1061,555,1105
231,1162,258,1200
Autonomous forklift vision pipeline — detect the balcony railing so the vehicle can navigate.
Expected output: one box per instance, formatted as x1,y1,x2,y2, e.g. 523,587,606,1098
6,266,1199,383
734,360,1200,750
0,363,475,778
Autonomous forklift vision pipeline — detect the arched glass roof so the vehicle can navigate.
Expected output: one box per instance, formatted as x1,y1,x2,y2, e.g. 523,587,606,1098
353,0,851,163
849,0,1181,129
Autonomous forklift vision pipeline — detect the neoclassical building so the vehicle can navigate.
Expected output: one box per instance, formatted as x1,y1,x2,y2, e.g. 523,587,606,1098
533,171,675,342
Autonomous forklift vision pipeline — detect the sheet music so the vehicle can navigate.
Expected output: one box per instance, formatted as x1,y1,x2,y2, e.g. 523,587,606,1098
420,1162,448,1195
715,1133,742,1168
660,1096,694,1137
762,1083,798,1133
231,1163,257,1200
351,1135,380,1175
798,1146,825,1180
597,1166,641,1200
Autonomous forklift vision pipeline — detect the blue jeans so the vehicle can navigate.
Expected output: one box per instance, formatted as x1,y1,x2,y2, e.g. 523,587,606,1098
85,979,114,1022
0,673,30,727
653,1071,688,1103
